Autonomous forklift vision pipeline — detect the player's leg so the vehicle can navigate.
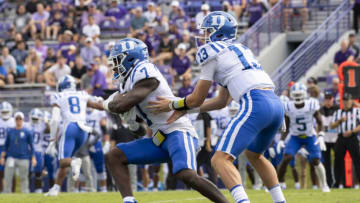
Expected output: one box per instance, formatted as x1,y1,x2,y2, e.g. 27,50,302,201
306,136,329,192
105,138,169,203
89,141,107,192
3,157,15,193
0,146,4,192
33,151,44,193
44,154,56,187
150,164,161,191
322,142,333,187
289,158,300,189
237,152,248,186
278,136,301,186
165,131,229,203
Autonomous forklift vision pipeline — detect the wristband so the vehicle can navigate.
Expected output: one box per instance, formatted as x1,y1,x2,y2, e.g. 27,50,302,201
318,131,325,137
187,107,200,114
172,97,189,111
168,100,174,111
103,98,111,112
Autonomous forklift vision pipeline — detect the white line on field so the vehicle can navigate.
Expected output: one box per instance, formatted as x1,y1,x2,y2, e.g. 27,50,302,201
147,197,206,203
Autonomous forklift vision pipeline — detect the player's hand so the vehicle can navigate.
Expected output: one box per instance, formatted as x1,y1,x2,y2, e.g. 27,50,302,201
147,96,172,114
0,157,5,165
343,130,353,138
315,136,327,151
31,157,37,167
46,141,57,157
268,147,276,158
276,140,285,154
167,110,187,124
298,148,309,156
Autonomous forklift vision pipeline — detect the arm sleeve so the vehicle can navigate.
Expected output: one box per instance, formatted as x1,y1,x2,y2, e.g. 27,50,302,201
50,106,61,140
199,59,216,82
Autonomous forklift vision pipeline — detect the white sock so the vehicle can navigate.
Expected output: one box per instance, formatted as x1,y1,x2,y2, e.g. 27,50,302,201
230,184,250,203
314,163,328,188
294,182,300,190
100,186,107,192
123,196,136,203
35,188,43,193
268,184,286,203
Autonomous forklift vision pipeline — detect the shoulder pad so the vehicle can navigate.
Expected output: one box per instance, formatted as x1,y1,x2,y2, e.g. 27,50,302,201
196,41,227,65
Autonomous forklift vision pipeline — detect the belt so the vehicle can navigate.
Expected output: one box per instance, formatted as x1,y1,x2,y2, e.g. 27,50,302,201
298,134,308,139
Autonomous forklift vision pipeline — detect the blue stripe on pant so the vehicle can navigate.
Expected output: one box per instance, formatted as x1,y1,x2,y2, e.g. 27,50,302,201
117,130,198,174
215,89,284,158
58,122,88,160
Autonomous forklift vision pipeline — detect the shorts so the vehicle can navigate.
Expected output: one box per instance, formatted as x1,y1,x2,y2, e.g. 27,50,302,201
284,135,321,161
89,141,106,175
117,130,198,174
44,154,57,180
32,151,44,173
216,89,284,158
58,122,88,160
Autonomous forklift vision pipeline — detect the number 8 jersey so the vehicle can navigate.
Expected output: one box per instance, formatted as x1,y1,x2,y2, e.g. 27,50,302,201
50,91,90,123
196,41,274,103
284,99,320,136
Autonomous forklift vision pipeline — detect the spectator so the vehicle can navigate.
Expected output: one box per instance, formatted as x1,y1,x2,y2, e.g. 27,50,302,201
283,0,308,31
146,24,161,56
334,40,354,70
222,1,237,18
87,61,107,97
325,78,340,104
105,0,127,20
195,4,210,28
188,18,199,36
29,3,49,39
71,55,87,86
33,37,48,63
11,42,28,72
80,37,101,67
178,73,194,97
246,0,268,27
44,55,71,88
0,112,36,193
25,49,41,83
0,47,16,84
81,3,108,27
330,93,360,188
46,11,64,40
153,33,174,64
66,45,77,68
43,48,57,71
26,0,40,14
137,32,153,58
154,15,169,35
348,33,359,60
130,7,148,36
58,30,76,60
172,9,189,30
0,59,7,87
169,1,180,22
144,2,157,23
82,15,101,43
168,24,181,44
320,91,339,187
59,18,79,42
75,0,89,19
180,30,197,60
6,33,26,53
170,43,191,82
353,0,360,33
14,5,32,34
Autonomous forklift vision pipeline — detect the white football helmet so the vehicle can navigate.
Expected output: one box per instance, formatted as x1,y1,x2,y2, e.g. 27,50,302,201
29,108,43,124
290,82,307,104
56,75,76,92
0,101,13,120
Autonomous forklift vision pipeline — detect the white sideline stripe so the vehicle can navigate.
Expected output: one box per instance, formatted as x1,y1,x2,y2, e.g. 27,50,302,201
148,197,206,203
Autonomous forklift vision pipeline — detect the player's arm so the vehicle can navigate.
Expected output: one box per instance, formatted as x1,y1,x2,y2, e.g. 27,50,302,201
280,115,290,140
49,104,61,141
314,110,324,134
199,86,232,113
104,78,159,114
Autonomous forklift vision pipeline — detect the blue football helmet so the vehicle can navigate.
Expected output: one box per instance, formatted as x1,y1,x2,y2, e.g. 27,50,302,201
57,75,76,92
109,38,149,82
0,101,13,120
197,11,238,46
29,108,43,124
290,82,307,104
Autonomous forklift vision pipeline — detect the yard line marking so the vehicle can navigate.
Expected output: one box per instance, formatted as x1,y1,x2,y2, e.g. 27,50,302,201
148,197,205,203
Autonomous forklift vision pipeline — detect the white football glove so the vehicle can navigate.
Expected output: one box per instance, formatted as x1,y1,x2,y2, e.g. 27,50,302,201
102,141,110,154
298,148,309,157
45,141,57,157
315,135,327,151
276,140,285,154
268,147,276,158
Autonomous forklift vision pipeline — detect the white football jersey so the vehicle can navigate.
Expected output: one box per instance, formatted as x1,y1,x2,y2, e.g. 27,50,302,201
25,122,47,152
123,61,197,137
0,117,15,146
86,109,107,135
209,107,231,138
50,91,90,124
284,99,320,136
197,41,274,103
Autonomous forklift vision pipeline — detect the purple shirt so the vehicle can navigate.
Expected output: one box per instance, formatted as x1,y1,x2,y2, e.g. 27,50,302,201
247,2,266,25
81,12,106,27
32,11,49,22
105,6,127,19
91,70,108,97
146,34,161,53
178,85,194,98
172,15,189,29
171,55,191,75
334,49,354,65
58,41,77,58
34,45,48,62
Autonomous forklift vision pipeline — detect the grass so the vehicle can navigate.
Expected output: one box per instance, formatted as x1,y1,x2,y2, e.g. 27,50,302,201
0,189,359,203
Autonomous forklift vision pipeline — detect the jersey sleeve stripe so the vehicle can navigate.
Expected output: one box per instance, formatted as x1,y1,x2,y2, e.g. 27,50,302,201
130,64,142,83
210,44,220,53
215,42,225,49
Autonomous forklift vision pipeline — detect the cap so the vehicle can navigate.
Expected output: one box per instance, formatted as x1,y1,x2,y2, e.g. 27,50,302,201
171,1,179,7
343,93,352,100
147,2,155,7
324,91,333,99
177,43,187,50
201,4,210,11
85,37,93,43
90,61,98,66
288,81,295,88
14,111,24,119
108,41,115,47
89,2,96,7
135,6,142,11
64,30,73,36
182,30,190,36
223,1,230,6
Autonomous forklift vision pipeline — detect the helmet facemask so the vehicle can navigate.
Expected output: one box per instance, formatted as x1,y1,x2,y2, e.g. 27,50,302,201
195,27,215,47
111,52,128,83
1,110,11,120
291,91,306,105
31,116,40,124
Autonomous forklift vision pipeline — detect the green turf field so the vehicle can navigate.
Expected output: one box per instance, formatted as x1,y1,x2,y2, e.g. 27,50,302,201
0,189,358,203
